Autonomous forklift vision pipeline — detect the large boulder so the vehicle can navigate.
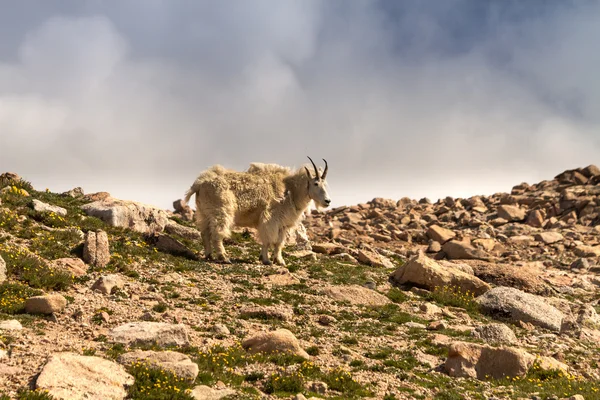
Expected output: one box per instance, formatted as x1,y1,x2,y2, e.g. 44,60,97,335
389,251,491,296
31,199,67,216
109,322,190,347
81,198,169,233
242,329,309,359
83,230,111,268
118,350,198,382
36,353,134,400
426,225,456,244
444,341,567,380
476,287,564,332
497,205,526,222
442,240,490,261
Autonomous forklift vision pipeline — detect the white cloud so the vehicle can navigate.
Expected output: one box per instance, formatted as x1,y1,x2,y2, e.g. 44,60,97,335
0,1,598,210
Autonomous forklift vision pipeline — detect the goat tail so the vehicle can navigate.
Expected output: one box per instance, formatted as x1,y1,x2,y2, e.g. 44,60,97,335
183,180,201,206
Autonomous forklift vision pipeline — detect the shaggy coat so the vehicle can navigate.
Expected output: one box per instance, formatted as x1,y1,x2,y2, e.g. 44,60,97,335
184,159,330,265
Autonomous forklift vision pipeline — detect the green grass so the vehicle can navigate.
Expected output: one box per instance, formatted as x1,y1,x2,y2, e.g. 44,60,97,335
125,361,194,399
0,245,73,291
423,285,481,314
0,282,43,314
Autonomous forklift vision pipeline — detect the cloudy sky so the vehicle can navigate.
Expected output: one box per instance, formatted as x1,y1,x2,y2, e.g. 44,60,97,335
0,0,598,210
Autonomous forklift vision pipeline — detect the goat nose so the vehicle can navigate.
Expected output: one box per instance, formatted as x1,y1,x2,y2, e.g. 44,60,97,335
325,199,331,205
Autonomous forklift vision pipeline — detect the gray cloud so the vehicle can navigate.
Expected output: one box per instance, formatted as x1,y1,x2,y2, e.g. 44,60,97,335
0,0,598,209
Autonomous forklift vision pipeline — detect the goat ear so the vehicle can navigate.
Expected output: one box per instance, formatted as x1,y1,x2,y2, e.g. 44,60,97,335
304,166,312,178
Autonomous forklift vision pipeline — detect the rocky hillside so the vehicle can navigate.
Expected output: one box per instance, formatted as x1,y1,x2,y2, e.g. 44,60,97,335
0,166,599,400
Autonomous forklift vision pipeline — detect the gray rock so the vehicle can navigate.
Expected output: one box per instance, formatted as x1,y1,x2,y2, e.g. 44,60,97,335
0,320,23,331
81,198,169,234
83,230,111,268
118,350,198,382
109,322,190,347
476,286,564,332
92,274,123,295
473,323,518,345
31,199,67,216
36,352,134,400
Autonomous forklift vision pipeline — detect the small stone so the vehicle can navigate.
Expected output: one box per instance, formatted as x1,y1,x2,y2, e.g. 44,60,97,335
534,232,564,245
212,324,230,336
317,315,337,326
427,321,448,331
25,294,67,315
190,385,236,400
92,274,124,295
0,320,23,331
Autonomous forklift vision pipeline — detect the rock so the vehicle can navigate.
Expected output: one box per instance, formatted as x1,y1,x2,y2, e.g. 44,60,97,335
212,324,230,336
25,294,67,315
444,341,566,380
426,225,456,244
582,164,600,177
0,255,5,283
427,241,442,253
190,385,236,400
357,249,395,268
146,233,199,260
570,258,592,271
306,381,328,395
442,240,490,261
109,322,190,347
164,220,202,241
118,350,199,382
497,205,526,222
64,187,84,198
526,209,545,227
389,251,491,296
242,329,309,359
239,305,294,321
472,323,518,345
317,315,337,326
574,245,600,258
535,232,564,244
81,198,169,234
92,274,124,295
322,284,391,306
31,199,67,217
466,260,551,295
0,320,23,331
312,243,344,255
51,258,88,277
36,352,134,400
83,230,111,268
476,286,564,332
172,199,194,221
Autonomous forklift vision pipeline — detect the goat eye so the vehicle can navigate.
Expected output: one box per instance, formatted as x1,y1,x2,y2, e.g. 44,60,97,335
314,182,319,186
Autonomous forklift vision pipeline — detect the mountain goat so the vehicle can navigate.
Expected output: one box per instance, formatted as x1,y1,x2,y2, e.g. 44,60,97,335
183,157,331,266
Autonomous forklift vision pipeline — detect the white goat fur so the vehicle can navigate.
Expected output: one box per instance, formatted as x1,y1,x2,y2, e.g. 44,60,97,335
183,160,330,265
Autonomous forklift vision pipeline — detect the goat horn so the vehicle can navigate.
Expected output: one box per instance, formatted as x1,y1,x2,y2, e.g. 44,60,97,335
307,156,319,179
321,159,328,179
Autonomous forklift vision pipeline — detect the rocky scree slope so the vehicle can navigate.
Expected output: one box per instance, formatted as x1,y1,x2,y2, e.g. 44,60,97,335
0,168,599,400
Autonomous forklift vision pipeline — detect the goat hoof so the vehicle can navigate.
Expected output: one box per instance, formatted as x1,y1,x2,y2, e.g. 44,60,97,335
262,259,272,266
214,255,231,264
